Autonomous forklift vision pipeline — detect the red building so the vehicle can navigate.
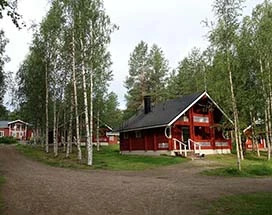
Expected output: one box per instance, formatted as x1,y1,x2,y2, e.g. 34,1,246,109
119,92,232,157
243,125,266,150
93,125,119,145
0,119,33,140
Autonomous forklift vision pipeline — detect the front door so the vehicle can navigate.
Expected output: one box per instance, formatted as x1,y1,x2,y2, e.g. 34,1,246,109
181,126,190,148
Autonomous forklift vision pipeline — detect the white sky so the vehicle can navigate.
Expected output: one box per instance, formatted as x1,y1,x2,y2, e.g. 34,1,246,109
1,0,263,110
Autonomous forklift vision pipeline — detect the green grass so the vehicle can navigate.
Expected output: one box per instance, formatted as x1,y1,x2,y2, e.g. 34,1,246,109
0,176,5,214
207,192,272,215
16,144,186,170
202,152,272,177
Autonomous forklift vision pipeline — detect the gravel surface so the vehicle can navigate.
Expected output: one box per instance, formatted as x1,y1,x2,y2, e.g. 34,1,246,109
1,144,272,215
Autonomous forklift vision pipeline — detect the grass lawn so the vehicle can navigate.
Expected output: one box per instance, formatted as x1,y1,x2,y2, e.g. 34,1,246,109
16,144,187,170
207,192,272,215
202,152,272,177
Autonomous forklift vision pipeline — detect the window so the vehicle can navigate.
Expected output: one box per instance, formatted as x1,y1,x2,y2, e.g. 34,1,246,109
135,131,142,138
180,114,189,122
123,133,128,139
0,131,4,137
193,116,209,123
158,143,168,149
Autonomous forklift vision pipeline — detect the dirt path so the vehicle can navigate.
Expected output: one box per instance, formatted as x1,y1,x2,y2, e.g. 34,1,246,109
1,145,272,215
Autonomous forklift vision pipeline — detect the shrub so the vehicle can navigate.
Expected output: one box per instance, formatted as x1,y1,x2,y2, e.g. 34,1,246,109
0,136,18,144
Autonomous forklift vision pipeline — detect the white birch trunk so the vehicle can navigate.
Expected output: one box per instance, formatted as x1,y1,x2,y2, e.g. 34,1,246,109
82,60,92,166
61,136,65,152
33,129,37,145
53,99,58,157
267,61,272,160
96,111,100,151
63,110,66,152
253,115,260,157
261,58,271,160
266,97,272,160
72,29,82,160
66,95,73,158
89,68,94,164
227,55,241,170
45,63,49,153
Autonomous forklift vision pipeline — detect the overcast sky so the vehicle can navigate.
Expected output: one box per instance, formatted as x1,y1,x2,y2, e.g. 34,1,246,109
2,0,263,110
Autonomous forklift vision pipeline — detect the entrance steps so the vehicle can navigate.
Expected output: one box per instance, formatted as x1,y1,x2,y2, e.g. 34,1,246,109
174,150,205,160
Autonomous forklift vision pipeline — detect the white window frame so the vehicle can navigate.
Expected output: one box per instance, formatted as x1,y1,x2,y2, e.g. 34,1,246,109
193,116,209,123
0,131,4,137
135,131,142,138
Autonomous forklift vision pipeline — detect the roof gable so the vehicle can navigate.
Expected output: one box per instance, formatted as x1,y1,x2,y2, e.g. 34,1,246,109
120,91,232,132
0,119,30,128
8,119,29,125
120,92,204,132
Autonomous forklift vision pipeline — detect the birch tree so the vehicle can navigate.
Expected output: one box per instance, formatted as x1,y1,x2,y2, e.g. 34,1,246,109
250,1,272,160
0,30,8,118
208,0,245,170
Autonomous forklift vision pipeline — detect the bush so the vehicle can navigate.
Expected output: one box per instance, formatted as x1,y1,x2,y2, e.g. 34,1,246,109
0,136,18,144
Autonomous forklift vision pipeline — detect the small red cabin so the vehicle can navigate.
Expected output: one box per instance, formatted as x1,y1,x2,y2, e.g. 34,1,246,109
93,125,119,145
119,92,232,156
243,125,266,150
0,119,33,140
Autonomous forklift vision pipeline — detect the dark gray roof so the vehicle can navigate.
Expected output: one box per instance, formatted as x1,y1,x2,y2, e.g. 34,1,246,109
0,121,10,128
120,92,204,132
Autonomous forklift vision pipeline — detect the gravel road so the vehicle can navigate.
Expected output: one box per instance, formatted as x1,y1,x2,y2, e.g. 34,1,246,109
1,144,272,215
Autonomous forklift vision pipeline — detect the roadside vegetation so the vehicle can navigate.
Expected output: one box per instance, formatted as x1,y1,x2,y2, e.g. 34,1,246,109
203,152,272,177
0,137,17,144
207,192,272,215
16,144,186,171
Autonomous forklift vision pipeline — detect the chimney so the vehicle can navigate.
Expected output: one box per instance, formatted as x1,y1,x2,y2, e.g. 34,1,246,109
144,96,151,114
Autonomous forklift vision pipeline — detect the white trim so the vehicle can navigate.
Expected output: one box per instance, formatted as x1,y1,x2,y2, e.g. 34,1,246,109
104,124,113,131
120,149,231,156
106,131,119,136
205,92,233,124
8,119,29,125
120,124,167,132
0,131,4,137
168,91,233,126
167,91,206,126
243,125,252,133
215,141,229,147
120,150,172,156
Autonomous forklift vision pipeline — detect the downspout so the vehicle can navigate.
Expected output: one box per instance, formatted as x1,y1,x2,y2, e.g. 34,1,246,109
165,126,172,151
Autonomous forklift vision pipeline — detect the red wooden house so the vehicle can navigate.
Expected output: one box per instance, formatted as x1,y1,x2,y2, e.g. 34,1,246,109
119,92,232,157
0,119,33,140
243,125,266,150
93,125,119,145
